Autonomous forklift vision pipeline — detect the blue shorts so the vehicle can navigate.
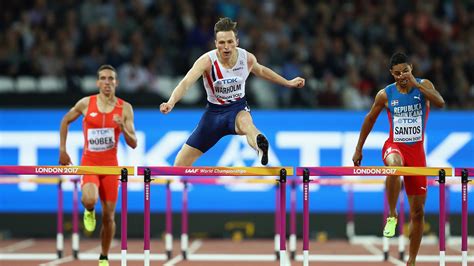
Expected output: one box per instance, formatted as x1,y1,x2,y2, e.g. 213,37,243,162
186,99,250,153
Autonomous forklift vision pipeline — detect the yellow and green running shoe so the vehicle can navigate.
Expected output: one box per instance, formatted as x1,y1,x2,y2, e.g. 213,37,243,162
83,209,96,233
98,259,109,266
383,216,398,238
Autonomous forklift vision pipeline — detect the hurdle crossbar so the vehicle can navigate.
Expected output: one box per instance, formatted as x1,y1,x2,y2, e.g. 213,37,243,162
0,165,134,175
137,166,293,176
296,166,452,176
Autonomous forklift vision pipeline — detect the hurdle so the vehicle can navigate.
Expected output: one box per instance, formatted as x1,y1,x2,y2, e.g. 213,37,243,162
0,165,133,264
295,166,474,265
138,166,291,266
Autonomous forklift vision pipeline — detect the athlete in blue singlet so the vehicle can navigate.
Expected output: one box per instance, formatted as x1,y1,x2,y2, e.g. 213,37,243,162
159,17,305,166
352,52,445,266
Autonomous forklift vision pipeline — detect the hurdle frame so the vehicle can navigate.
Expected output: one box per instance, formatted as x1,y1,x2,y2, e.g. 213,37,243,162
137,166,292,265
295,166,472,265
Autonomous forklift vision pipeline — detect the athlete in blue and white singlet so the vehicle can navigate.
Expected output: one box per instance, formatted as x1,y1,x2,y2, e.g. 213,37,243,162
160,17,305,166
352,52,444,266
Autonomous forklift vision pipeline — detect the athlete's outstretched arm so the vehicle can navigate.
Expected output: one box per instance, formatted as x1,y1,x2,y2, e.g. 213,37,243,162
116,102,137,149
160,55,212,114
247,52,305,88
352,90,387,166
59,97,88,165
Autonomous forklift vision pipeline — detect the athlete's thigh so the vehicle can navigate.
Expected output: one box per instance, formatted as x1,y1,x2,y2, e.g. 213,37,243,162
400,143,427,195
235,109,254,135
186,110,226,153
382,142,405,166
98,175,119,203
174,144,204,166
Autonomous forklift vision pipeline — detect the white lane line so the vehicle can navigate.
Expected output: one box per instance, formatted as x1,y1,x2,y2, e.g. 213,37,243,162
0,239,35,253
362,242,404,265
164,239,202,266
40,239,118,266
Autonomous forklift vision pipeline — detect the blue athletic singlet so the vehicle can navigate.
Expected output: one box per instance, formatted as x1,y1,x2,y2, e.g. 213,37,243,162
384,78,429,145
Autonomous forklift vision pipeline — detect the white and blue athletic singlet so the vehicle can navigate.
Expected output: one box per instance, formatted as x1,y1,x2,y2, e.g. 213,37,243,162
203,47,250,105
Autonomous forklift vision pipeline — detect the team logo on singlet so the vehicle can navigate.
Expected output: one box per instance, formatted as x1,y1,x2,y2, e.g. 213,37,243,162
391,100,399,106
90,112,98,117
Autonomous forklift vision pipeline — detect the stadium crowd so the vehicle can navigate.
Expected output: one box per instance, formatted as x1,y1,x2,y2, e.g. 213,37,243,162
1,0,473,109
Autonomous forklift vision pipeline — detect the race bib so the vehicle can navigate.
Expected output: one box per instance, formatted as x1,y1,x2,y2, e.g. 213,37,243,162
393,115,422,143
213,76,244,101
87,128,115,152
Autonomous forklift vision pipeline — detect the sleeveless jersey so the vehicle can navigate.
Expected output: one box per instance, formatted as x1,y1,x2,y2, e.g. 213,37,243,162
82,95,123,163
385,78,429,145
203,47,250,105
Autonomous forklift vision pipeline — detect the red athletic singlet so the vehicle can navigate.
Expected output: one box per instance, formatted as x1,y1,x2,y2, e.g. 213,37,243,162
81,95,123,166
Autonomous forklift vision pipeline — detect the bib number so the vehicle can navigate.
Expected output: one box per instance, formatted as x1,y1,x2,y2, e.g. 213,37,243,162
393,116,422,143
87,128,115,152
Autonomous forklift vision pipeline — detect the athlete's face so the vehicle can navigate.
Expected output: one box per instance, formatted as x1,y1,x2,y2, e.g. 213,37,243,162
390,63,412,88
96,69,118,96
215,31,238,60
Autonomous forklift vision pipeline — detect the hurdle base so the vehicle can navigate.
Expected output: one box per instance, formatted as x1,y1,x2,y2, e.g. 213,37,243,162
166,250,172,260
383,251,388,261
57,250,63,259
399,251,404,261
73,250,78,260
182,250,187,260
275,251,279,260
291,251,295,260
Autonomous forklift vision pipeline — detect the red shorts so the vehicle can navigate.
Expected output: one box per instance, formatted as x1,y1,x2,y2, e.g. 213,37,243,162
81,156,119,202
382,141,427,196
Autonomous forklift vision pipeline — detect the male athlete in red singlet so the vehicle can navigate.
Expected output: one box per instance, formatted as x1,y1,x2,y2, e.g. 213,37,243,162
352,53,445,266
59,65,137,266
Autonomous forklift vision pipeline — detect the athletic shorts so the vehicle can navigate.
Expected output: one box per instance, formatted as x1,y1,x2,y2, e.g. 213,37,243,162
382,141,427,196
186,99,250,153
80,156,119,202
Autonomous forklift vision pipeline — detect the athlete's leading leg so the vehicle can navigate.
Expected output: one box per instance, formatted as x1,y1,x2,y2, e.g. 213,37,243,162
406,194,426,265
100,200,117,256
383,153,403,237
235,110,268,165
174,144,204,166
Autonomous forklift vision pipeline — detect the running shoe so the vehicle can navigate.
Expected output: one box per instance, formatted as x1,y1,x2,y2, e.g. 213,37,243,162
256,134,269,165
98,259,109,266
83,209,96,232
383,216,397,238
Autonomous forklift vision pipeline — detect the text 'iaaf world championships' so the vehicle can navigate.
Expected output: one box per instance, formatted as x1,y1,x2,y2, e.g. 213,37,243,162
185,168,247,174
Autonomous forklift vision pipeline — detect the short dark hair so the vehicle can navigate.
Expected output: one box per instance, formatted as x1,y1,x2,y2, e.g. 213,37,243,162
214,17,238,36
389,52,408,69
96,64,117,79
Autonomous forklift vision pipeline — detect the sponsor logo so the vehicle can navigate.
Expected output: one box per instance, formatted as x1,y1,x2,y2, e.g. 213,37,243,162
185,169,199,174
414,95,421,101
90,112,98,117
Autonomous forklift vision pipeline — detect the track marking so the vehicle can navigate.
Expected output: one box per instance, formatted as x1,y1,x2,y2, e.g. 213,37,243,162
0,239,35,252
362,242,404,265
40,239,118,265
164,239,202,266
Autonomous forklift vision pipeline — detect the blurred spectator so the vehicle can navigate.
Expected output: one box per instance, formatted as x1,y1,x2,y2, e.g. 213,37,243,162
118,52,150,92
0,0,472,109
